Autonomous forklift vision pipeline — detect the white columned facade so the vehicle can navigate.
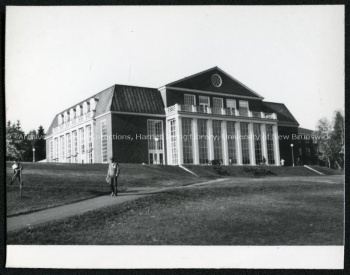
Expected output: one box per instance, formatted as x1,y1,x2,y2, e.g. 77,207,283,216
221,120,229,165
207,119,214,162
176,116,184,165
261,124,268,164
248,122,256,165
235,121,242,165
272,124,280,166
166,119,172,165
192,118,199,164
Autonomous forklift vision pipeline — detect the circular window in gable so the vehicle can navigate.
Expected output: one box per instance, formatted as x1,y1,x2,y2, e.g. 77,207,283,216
211,74,222,87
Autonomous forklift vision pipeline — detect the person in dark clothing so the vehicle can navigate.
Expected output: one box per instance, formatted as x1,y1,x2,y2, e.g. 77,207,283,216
10,160,23,185
106,157,120,197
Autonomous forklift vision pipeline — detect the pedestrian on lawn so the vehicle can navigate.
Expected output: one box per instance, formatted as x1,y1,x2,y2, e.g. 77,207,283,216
106,157,120,197
10,159,23,186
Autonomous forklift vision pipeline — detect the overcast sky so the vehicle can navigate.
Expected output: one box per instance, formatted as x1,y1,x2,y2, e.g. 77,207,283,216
6,5,344,133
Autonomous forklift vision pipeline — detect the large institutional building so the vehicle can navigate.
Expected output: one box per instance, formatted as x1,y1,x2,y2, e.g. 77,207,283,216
46,67,314,166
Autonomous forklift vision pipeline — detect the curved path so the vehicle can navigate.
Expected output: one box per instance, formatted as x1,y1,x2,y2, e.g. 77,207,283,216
7,178,228,232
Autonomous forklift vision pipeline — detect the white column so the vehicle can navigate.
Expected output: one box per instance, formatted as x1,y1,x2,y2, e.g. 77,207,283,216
166,119,172,165
176,116,183,165
222,120,229,165
235,122,242,165
192,118,199,164
248,122,256,165
207,119,214,162
261,124,268,164
273,124,280,166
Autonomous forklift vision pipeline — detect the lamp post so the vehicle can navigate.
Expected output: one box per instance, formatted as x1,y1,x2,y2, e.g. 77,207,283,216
32,147,36,162
290,144,294,167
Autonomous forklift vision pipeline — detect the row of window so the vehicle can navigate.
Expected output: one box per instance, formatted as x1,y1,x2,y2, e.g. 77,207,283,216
49,125,93,163
184,94,249,114
173,118,275,165
58,98,97,125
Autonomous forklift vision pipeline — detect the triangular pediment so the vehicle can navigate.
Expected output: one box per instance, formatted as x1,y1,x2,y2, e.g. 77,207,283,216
165,67,263,99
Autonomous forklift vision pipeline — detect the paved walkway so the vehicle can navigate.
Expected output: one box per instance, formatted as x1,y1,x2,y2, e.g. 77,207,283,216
7,178,228,232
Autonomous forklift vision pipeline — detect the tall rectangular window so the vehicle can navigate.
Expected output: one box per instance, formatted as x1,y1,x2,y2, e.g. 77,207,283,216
240,122,250,164
169,119,178,164
147,120,163,150
266,124,275,164
226,99,237,115
66,133,71,163
101,120,107,163
213,98,223,114
184,94,196,106
227,121,237,164
182,118,193,164
50,140,53,162
239,100,249,117
87,125,93,163
198,96,210,113
80,128,85,155
54,138,59,162
198,119,208,164
213,120,223,162
72,130,78,163
253,124,262,164
60,135,65,162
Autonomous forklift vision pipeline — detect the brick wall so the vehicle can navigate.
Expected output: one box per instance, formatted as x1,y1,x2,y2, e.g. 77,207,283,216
111,113,166,164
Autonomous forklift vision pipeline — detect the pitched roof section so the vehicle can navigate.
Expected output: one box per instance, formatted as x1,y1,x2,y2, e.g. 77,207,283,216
46,84,164,136
165,66,263,99
262,102,299,127
110,85,165,114
46,85,115,136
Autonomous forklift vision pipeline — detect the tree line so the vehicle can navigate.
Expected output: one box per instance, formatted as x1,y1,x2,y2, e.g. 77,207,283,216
314,110,344,169
6,120,46,162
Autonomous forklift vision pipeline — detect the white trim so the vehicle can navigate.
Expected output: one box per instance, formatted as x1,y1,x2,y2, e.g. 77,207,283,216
235,122,242,165
192,118,199,165
162,66,218,87
261,124,268,165
222,121,229,165
147,119,165,165
165,86,263,101
216,67,264,99
248,123,256,165
110,111,164,118
176,113,278,124
100,119,108,163
273,124,281,166
207,119,214,162
176,116,183,165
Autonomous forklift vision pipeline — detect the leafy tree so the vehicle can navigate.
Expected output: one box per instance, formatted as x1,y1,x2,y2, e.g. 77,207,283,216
314,110,345,169
331,110,345,168
6,120,26,161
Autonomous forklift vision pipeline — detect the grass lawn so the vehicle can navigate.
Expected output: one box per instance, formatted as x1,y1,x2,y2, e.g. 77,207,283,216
6,162,203,216
7,175,344,245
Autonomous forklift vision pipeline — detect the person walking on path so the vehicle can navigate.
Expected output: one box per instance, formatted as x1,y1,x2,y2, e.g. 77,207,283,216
10,160,23,186
106,157,120,197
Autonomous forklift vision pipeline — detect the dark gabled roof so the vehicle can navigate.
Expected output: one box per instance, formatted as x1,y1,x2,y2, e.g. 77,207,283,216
262,102,299,127
298,127,314,135
165,66,264,99
47,84,164,136
110,85,164,114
